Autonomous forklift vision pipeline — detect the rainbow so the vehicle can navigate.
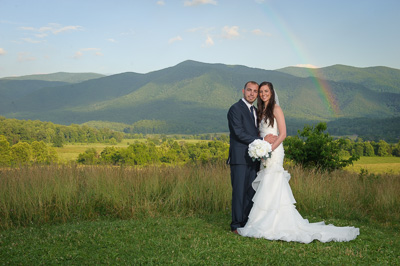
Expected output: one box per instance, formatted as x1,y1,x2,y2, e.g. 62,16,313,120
261,4,340,116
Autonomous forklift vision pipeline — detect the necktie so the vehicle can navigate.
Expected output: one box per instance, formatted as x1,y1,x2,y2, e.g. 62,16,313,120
250,106,256,125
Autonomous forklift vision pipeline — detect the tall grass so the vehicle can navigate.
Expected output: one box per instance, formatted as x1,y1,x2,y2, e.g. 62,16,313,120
1,163,399,230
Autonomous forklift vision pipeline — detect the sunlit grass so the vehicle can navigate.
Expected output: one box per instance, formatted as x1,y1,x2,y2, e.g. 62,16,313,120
345,156,400,174
1,163,399,230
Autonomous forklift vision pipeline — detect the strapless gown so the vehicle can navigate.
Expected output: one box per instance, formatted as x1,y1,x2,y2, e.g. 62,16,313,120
237,119,359,243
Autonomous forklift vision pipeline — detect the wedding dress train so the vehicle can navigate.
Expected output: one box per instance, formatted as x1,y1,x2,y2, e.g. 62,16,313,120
237,119,359,243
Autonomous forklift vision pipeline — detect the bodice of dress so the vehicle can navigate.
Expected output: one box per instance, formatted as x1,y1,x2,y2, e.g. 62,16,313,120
259,118,279,138
259,118,284,169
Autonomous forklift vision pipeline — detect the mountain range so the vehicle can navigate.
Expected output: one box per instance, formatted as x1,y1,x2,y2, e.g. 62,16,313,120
1,60,399,134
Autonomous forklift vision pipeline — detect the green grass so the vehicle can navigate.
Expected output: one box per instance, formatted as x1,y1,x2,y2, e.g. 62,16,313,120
345,156,400,174
1,163,399,264
1,214,399,264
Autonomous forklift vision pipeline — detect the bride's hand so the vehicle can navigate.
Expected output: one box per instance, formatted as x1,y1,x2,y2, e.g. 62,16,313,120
263,134,277,144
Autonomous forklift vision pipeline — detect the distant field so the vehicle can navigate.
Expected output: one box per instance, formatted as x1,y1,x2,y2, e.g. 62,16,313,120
54,138,210,162
345,156,400,174
54,142,400,174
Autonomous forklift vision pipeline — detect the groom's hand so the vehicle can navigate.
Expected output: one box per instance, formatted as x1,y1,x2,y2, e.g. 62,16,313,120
264,134,277,144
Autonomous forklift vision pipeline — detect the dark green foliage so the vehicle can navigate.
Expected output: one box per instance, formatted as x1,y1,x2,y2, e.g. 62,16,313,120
327,117,400,143
284,123,359,171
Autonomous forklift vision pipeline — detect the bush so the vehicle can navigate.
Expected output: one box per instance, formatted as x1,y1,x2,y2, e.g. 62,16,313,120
284,123,359,172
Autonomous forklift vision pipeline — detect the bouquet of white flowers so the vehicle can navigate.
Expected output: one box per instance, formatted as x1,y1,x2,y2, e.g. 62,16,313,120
248,139,272,166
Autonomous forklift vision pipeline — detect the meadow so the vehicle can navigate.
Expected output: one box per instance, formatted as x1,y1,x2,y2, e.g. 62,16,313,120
1,162,399,264
345,156,400,174
55,140,400,174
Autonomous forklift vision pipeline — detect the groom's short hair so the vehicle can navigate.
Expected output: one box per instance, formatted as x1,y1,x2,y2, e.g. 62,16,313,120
244,81,258,89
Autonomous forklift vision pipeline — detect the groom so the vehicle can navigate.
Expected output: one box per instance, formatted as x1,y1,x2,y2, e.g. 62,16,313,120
227,81,276,233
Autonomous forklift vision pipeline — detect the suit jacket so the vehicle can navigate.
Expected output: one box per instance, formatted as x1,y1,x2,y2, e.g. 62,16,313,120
227,99,262,165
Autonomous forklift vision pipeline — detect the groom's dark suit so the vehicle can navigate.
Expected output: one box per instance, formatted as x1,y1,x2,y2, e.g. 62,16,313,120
227,99,261,231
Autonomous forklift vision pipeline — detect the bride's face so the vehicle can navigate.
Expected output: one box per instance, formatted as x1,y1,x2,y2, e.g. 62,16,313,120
259,85,271,104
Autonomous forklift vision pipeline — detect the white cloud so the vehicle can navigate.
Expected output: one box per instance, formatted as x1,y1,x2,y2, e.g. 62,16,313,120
0,48,6,55
184,0,217,7
295,64,318,69
18,52,36,62
20,23,83,35
251,29,271,37
73,48,102,59
53,25,83,34
19,26,35,31
168,36,183,44
35,33,48,38
21,38,44,44
187,26,215,34
203,35,214,47
73,51,83,59
107,38,117,43
222,26,240,39
157,0,165,5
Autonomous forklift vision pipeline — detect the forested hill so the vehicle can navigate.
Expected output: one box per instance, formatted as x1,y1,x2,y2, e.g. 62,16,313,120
0,60,399,134
1,72,105,83
277,64,400,93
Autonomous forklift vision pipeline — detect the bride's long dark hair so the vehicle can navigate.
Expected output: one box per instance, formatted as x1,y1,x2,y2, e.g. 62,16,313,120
257,81,276,127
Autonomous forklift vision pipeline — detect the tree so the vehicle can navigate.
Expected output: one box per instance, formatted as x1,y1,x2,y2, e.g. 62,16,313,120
284,123,359,172
392,141,400,157
31,141,48,163
77,148,98,164
353,143,364,157
364,142,375,156
377,140,390,157
0,135,11,166
10,142,31,165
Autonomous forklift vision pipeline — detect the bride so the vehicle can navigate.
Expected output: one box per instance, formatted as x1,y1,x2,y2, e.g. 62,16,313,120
237,82,360,243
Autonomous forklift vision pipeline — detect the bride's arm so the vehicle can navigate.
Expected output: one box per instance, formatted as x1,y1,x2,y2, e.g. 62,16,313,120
271,105,287,151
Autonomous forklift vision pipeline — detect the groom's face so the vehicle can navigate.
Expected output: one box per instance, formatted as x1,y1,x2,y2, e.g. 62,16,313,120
242,83,259,104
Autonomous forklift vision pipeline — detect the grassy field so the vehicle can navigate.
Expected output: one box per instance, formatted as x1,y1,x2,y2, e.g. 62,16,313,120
345,156,400,174
1,214,398,264
1,163,400,264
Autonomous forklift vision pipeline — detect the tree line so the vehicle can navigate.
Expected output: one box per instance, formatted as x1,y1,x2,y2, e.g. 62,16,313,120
0,116,124,146
77,138,229,166
0,135,58,166
1,116,399,170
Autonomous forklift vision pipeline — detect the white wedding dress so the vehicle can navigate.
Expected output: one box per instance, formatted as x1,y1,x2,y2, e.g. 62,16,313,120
237,119,360,243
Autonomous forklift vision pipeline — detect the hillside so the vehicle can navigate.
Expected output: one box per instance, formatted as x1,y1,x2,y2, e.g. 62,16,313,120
1,72,105,83
0,60,399,134
277,65,400,93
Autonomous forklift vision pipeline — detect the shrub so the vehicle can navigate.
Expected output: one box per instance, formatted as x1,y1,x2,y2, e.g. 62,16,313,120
284,122,359,171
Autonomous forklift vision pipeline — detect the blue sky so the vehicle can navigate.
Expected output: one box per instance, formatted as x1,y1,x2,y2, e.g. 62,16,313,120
1,0,399,78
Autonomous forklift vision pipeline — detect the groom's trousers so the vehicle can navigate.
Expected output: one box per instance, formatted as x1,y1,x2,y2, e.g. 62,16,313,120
230,164,257,231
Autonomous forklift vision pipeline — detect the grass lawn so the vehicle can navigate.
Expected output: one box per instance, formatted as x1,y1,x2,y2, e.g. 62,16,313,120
345,156,400,174
1,213,398,265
